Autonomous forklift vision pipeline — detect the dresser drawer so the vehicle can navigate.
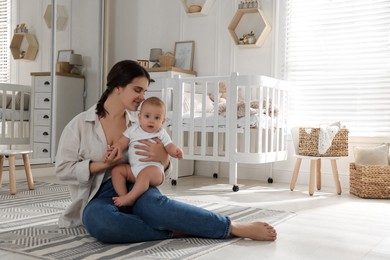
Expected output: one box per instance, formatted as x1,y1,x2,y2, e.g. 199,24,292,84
34,93,51,109
33,126,51,143
34,76,51,92
33,142,51,158
33,110,51,126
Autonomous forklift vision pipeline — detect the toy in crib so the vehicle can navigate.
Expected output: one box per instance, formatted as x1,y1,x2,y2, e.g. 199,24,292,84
209,82,279,118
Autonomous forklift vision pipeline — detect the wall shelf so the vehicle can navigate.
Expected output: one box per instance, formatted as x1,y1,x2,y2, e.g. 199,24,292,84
9,33,39,60
180,0,216,16
43,4,68,30
228,8,271,48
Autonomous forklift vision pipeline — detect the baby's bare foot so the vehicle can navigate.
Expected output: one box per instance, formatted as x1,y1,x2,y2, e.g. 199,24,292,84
230,221,277,241
112,195,135,207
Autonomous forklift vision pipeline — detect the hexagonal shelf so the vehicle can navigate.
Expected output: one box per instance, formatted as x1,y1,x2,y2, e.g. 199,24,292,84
44,4,68,30
180,0,216,16
228,8,271,48
9,33,39,60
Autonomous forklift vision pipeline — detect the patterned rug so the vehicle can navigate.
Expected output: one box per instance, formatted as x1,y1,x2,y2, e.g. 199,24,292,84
0,181,295,260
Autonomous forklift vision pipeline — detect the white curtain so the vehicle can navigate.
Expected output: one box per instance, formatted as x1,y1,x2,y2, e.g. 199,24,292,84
283,0,390,136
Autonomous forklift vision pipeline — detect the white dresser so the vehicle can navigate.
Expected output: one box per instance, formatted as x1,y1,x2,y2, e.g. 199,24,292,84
30,72,84,163
146,67,196,177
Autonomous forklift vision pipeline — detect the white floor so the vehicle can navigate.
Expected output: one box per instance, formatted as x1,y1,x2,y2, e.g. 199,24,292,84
1,171,390,260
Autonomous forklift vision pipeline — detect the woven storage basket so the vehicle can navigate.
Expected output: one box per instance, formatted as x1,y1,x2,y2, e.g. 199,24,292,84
298,128,349,157
350,163,390,199
159,55,175,67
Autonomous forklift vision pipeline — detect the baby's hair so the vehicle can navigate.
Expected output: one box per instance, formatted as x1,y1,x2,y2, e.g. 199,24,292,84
140,96,166,114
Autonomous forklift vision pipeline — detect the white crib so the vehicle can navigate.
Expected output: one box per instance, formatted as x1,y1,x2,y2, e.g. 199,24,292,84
164,72,289,191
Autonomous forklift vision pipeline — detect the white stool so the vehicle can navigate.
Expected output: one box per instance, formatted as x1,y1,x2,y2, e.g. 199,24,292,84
0,150,34,195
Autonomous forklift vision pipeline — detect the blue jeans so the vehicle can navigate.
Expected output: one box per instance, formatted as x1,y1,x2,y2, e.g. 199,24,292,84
82,180,231,243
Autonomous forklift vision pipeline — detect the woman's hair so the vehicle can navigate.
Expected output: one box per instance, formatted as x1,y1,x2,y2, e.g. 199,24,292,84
96,60,151,117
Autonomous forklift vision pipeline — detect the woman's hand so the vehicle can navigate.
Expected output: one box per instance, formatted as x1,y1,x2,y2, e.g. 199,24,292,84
134,138,170,169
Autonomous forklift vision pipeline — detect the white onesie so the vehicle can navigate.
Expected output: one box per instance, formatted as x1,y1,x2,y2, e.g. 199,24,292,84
123,124,172,178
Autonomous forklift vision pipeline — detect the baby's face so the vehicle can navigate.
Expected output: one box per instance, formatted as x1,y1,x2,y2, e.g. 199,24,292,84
138,103,165,133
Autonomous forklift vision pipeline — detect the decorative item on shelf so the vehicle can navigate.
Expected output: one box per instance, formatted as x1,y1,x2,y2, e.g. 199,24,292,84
56,62,71,73
174,41,195,71
69,54,83,75
149,48,163,68
180,0,216,16
238,0,260,9
56,49,73,73
158,52,175,68
57,49,73,62
244,31,257,44
188,5,202,13
137,59,149,69
14,23,28,33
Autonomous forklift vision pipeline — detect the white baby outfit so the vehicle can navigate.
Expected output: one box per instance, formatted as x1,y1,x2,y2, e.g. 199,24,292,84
123,124,172,177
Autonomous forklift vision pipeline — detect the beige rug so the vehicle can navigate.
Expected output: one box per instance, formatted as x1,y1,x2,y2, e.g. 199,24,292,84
0,181,295,260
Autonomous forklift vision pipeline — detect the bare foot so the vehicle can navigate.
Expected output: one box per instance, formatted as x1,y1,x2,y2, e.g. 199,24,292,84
230,221,277,241
112,195,135,207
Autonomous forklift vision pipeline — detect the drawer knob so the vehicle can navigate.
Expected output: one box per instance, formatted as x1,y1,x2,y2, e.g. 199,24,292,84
44,81,50,85
44,98,50,102
43,115,49,119
42,149,48,153
43,132,49,136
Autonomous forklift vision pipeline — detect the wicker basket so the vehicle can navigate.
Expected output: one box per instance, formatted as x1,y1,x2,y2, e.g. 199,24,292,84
298,128,349,157
350,163,390,199
159,55,175,67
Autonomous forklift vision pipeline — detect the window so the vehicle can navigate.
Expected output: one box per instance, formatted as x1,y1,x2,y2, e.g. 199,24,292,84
0,0,10,83
282,0,390,136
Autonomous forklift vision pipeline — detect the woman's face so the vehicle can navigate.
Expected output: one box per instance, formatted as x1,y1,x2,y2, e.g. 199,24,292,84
119,76,149,111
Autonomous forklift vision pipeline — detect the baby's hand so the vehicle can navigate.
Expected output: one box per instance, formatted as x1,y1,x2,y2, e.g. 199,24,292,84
176,148,183,160
103,146,112,163
103,146,119,163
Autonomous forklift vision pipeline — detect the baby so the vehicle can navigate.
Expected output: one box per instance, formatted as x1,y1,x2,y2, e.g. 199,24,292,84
106,96,183,207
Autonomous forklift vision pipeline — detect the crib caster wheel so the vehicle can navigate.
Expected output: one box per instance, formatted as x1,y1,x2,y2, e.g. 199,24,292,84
232,185,239,192
213,173,218,178
171,180,177,186
267,177,273,184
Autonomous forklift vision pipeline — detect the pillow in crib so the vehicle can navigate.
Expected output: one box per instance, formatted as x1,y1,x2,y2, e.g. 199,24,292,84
183,93,214,113
353,144,389,165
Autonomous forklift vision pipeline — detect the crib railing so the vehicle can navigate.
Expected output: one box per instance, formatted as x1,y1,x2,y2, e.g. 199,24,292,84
0,83,31,147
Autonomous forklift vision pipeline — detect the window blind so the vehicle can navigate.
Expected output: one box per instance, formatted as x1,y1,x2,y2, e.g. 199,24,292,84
284,0,390,136
0,0,10,83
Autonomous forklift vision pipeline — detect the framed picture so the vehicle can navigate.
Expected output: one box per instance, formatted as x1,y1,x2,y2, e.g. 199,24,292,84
57,49,73,62
174,41,195,70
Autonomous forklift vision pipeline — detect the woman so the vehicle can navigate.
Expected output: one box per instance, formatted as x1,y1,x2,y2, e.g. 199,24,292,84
55,60,277,243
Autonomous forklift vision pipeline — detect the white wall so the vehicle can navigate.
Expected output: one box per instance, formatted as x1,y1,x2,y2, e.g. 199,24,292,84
106,0,275,77
12,0,102,110
13,0,378,188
